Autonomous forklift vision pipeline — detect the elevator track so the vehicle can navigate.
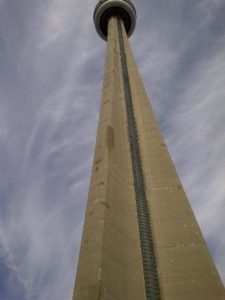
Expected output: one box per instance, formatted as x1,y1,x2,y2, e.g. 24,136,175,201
117,18,161,300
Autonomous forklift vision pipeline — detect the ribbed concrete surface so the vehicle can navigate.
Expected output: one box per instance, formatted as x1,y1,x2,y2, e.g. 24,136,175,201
73,17,225,300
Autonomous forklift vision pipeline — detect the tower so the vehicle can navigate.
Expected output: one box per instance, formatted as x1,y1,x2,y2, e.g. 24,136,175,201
73,0,224,299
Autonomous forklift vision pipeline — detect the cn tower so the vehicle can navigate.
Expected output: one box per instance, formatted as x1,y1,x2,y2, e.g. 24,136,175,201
72,1,225,299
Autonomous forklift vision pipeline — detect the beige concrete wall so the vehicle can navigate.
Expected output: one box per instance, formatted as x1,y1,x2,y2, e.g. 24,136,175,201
73,18,145,300
121,22,225,300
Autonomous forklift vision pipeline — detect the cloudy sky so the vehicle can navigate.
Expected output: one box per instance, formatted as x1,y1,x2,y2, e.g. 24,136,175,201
0,0,224,299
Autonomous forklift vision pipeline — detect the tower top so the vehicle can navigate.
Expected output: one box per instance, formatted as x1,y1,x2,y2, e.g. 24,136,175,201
94,0,136,40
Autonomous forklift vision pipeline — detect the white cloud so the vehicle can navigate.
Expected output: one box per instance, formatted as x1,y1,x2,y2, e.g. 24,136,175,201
0,1,224,299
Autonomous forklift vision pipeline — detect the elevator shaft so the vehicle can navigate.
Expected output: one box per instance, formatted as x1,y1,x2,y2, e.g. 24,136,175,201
117,18,161,300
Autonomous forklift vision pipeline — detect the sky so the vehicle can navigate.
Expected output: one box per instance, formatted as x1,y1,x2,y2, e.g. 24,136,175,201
0,0,224,299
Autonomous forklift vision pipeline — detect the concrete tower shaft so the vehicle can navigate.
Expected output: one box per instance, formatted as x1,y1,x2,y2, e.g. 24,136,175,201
72,3,225,300
94,0,136,40
73,18,146,300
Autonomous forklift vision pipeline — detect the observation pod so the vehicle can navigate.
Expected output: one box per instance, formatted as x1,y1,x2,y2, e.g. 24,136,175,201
94,0,136,40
